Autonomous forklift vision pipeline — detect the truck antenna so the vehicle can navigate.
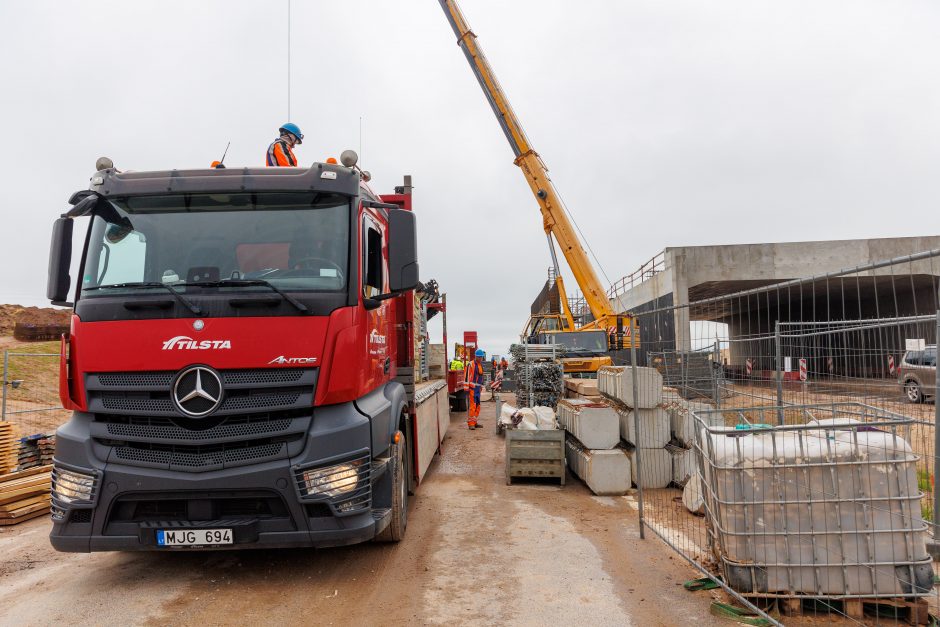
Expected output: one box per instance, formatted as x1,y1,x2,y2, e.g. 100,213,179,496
211,142,231,169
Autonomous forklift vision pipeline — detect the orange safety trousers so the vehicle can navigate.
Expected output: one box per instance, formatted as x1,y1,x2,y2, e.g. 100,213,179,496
464,360,484,425
468,393,480,420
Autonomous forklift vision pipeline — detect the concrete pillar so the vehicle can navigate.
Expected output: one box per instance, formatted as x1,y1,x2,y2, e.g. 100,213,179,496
670,251,691,351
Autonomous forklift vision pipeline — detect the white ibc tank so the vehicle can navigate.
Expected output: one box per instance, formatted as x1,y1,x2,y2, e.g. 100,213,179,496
700,417,932,596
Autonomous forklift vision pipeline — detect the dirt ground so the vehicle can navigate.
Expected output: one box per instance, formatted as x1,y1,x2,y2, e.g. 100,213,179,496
0,305,69,337
0,397,724,627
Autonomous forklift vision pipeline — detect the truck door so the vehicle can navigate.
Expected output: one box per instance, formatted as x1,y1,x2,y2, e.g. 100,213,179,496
362,209,390,386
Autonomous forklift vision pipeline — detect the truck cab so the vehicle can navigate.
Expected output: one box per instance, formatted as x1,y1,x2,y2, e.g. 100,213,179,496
46,159,427,551
525,326,613,378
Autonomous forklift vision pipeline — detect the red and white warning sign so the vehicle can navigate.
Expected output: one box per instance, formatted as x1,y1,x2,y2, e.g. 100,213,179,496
887,355,896,375
799,358,807,382
745,358,753,376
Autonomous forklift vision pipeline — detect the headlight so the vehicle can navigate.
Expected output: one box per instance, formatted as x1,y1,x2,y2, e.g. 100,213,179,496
300,462,362,498
52,468,96,504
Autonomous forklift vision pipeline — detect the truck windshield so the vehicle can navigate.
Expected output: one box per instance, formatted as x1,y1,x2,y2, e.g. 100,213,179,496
80,192,350,296
545,331,608,355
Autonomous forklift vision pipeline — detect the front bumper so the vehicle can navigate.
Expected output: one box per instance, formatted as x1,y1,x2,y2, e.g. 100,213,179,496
50,403,386,552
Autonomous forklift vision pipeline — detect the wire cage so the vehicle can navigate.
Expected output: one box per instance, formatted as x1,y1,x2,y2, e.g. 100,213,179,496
693,402,932,600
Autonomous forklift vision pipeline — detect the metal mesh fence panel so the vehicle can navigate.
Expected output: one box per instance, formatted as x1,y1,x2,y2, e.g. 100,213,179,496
615,248,940,624
2,351,68,439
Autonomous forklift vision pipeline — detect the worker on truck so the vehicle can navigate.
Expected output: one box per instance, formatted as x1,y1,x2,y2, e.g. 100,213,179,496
265,122,303,166
464,349,486,429
449,356,464,371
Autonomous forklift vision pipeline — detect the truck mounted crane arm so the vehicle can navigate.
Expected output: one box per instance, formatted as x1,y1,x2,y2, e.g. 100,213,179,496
438,0,617,326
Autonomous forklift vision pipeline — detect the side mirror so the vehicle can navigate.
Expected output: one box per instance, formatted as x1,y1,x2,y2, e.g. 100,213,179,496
387,209,419,292
47,217,73,306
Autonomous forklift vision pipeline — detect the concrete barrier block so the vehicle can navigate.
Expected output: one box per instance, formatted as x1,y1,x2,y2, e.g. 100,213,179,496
667,400,719,447
627,447,672,489
619,407,670,449
598,366,663,408
566,438,632,495
557,399,620,450
669,445,698,486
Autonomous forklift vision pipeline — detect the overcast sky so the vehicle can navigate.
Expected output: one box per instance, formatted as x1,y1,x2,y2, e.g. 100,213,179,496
1,0,938,356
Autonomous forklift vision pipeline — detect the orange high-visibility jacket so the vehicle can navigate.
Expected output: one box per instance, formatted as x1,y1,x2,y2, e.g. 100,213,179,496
266,138,298,167
464,360,484,387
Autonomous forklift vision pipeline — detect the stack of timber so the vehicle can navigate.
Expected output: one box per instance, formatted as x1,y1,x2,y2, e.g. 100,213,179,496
0,465,52,525
428,344,446,379
557,399,631,495
0,422,16,474
563,378,601,401
17,434,55,471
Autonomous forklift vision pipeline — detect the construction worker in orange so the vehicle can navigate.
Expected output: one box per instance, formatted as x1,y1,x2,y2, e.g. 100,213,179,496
464,349,486,429
265,122,303,166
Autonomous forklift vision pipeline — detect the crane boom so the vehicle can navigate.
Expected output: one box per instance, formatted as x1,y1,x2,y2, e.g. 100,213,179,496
438,0,617,325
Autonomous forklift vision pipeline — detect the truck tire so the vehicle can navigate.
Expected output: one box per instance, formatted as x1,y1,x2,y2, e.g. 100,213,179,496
375,434,408,542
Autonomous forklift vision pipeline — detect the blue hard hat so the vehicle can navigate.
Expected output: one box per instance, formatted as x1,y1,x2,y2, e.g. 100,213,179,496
279,122,304,144
475,349,485,358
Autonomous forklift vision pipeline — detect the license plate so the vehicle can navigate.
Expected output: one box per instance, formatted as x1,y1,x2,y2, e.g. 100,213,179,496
156,528,233,547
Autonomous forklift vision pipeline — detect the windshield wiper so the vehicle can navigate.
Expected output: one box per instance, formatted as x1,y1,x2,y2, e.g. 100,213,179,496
186,279,309,314
84,282,202,316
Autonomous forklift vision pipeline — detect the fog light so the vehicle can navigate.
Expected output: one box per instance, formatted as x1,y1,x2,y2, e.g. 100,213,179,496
300,461,362,498
52,468,96,504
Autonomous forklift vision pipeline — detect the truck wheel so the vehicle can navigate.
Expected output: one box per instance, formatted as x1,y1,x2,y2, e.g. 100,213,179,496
375,434,408,542
905,380,923,404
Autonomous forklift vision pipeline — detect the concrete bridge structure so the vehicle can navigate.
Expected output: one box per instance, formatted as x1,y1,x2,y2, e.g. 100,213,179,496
608,237,940,367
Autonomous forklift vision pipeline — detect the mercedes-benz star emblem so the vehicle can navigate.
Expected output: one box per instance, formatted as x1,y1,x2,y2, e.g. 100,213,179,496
172,366,224,417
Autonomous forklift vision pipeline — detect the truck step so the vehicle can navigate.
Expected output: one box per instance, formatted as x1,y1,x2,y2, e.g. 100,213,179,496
371,507,392,536
371,455,390,482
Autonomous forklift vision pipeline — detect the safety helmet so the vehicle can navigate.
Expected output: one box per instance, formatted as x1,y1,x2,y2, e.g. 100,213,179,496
279,122,304,144
475,349,485,358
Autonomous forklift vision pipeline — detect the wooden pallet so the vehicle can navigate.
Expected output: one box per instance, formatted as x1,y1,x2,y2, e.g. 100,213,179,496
777,596,931,625
0,423,16,474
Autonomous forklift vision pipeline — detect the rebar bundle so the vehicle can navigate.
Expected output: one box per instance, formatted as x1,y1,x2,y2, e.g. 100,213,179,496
510,344,563,408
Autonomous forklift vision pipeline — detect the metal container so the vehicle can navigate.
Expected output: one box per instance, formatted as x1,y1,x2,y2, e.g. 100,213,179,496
505,429,565,486
694,402,933,599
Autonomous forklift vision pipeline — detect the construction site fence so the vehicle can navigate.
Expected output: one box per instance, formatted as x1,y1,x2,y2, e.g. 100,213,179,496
622,246,940,625
1,351,67,440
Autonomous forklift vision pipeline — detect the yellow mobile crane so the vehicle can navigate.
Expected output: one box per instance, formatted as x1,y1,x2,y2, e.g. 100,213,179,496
438,0,637,374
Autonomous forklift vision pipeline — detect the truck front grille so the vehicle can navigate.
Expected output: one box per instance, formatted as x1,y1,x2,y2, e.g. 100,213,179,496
112,439,292,469
104,415,294,441
94,368,306,389
87,368,317,472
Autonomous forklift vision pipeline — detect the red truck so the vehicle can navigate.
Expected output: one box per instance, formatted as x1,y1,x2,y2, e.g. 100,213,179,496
45,155,448,551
